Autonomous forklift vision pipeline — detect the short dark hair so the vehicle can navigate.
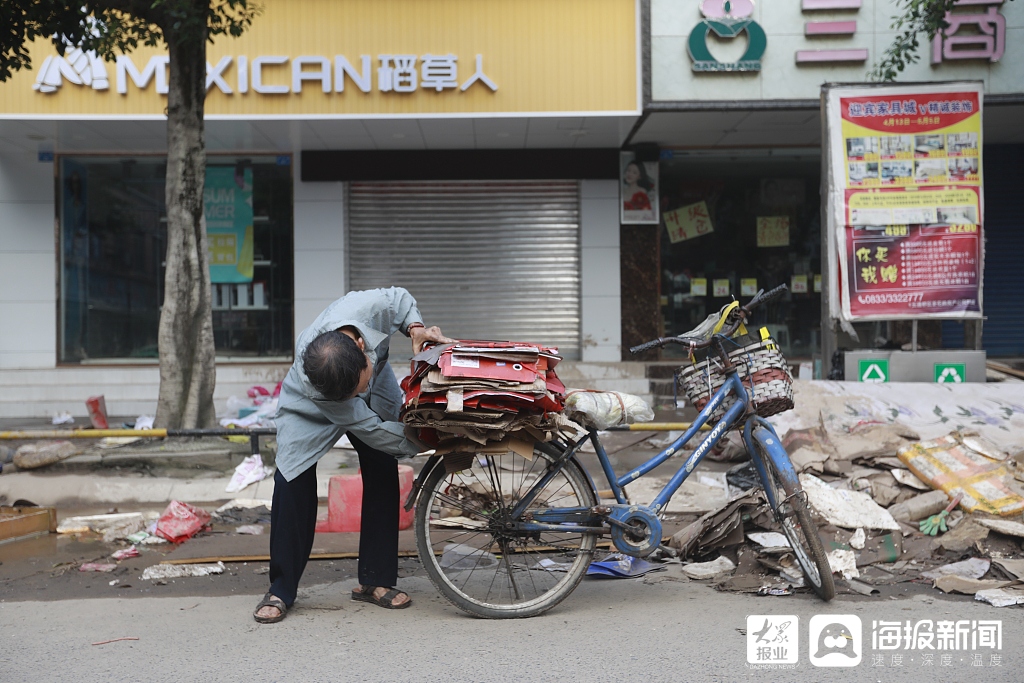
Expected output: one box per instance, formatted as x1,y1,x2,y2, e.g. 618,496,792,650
302,330,368,401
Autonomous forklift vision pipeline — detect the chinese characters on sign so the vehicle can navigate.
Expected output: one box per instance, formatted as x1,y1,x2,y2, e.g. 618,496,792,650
205,166,254,284
796,0,868,64
665,201,714,242
756,216,790,247
746,615,799,665
932,0,1006,64
827,83,984,320
34,52,498,96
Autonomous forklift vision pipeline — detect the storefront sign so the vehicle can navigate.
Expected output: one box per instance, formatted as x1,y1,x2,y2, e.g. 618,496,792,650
713,278,731,297
620,152,659,225
691,278,708,296
205,167,254,284
687,0,766,72
791,274,808,294
932,0,1006,64
1,0,639,118
756,216,789,247
664,200,713,241
740,278,758,296
825,82,984,321
859,359,889,383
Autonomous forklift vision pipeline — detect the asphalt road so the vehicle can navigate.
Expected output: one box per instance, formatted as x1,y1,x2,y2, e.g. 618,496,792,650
2,569,1021,683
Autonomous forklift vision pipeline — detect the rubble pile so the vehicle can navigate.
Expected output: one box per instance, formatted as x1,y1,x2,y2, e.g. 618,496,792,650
650,413,1024,605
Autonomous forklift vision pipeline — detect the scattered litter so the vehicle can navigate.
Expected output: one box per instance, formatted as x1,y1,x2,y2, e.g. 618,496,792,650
134,415,155,430
534,558,574,573
588,553,666,578
86,395,109,429
725,461,759,491
254,566,270,575
108,579,119,586
975,587,1024,607
334,434,355,450
57,512,147,542
826,549,860,580
889,490,950,524
856,533,902,566
800,474,900,530
933,576,1014,595
235,525,264,535
976,518,1024,539
111,546,140,560
918,493,963,535
747,532,790,551
933,518,990,552
992,558,1024,580
125,531,150,544
79,563,117,573
155,501,211,544
757,585,793,596
899,432,1024,516
91,637,139,646
848,528,866,550
225,455,274,494
891,469,930,490
681,556,736,580
669,489,765,557
920,557,990,580
846,579,880,596
216,498,272,512
213,499,271,525
13,441,79,470
141,561,225,580
51,412,74,425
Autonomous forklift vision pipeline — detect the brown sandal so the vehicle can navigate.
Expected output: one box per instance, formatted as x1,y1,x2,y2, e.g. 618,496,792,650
351,586,412,609
253,592,287,623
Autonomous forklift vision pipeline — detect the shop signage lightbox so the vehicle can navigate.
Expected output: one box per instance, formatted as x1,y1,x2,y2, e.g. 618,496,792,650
823,82,984,322
0,0,639,119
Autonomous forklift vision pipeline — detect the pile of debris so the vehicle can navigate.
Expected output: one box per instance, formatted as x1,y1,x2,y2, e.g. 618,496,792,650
641,413,1024,606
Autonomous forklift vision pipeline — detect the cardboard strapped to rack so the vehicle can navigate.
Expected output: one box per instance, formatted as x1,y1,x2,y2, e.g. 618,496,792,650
401,340,568,454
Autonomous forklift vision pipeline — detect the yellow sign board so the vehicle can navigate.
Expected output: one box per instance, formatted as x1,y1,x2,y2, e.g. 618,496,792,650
0,0,638,118
664,201,714,243
756,216,789,247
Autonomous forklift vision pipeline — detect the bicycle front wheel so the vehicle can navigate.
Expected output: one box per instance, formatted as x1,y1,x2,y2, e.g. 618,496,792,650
414,445,598,619
754,439,835,601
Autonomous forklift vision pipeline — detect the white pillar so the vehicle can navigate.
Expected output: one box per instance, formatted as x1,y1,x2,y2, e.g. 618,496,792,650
580,179,622,361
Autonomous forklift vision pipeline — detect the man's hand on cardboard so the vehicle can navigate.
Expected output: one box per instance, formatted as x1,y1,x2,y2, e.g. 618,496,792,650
409,325,454,354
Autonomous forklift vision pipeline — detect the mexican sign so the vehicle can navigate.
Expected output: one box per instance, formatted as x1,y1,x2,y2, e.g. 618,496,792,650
825,82,984,321
205,167,254,284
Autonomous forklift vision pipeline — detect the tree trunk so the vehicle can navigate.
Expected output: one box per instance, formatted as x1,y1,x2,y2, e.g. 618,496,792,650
155,32,216,428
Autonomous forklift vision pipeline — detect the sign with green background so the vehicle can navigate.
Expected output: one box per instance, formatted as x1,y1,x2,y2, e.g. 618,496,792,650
205,166,254,284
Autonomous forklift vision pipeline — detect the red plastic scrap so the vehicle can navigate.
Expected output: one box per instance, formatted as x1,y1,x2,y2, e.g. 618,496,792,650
155,501,211,543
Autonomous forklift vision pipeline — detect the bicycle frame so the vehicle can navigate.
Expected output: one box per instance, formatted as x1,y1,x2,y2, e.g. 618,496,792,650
520,369,789,533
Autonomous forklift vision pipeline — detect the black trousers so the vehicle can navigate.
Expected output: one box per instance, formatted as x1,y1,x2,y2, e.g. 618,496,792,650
269,433,400,606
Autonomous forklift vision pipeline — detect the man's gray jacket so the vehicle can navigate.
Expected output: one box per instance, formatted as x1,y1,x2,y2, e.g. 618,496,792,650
274,287,424,481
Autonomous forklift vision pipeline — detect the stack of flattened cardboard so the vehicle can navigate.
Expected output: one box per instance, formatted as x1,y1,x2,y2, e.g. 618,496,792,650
401,340,567,450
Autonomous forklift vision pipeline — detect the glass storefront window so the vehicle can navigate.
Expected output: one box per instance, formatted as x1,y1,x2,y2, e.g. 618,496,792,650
59,156,293,362
658,154,821,360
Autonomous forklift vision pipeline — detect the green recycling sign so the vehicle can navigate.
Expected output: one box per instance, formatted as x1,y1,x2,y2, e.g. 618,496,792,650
934,363,966,383
858,359,889,383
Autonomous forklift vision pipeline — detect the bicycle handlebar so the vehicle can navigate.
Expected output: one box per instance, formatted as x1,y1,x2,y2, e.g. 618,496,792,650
628,284,789,356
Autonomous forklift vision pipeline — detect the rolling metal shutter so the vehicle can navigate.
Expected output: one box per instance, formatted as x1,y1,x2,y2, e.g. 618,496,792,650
942,144,1024,356
347,181,582,359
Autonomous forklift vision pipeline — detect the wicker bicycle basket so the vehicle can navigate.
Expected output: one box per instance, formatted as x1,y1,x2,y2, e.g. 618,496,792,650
676,333,794,421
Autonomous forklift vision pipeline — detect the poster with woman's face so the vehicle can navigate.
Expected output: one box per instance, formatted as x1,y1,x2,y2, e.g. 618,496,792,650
620,152,659,224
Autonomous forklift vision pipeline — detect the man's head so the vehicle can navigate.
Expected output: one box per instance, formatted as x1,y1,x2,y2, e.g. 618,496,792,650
302,328,372,400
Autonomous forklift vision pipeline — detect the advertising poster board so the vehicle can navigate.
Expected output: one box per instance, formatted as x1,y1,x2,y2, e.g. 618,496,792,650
205,166,255,284
824,82,983,321
620,151,659,224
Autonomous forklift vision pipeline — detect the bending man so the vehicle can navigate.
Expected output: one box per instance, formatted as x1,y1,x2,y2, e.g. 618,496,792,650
254,287,451,623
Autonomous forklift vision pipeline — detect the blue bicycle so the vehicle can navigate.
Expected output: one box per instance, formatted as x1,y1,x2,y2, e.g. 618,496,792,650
411,286,834,618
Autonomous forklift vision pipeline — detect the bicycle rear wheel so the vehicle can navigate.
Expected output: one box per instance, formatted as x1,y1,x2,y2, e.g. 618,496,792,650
754,439,835,601
414,445,598,619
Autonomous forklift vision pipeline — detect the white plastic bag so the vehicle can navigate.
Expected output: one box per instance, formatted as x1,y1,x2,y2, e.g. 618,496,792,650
563,390,654,430
225,454,274,493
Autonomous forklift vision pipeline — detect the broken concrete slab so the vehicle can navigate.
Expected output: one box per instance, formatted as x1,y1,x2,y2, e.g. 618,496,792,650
682,555,735,580
975,586,1024,607
976,517,1024,539
800,473,900,530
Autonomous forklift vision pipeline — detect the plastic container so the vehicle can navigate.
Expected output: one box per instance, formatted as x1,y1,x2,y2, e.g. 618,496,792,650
315,465,415,532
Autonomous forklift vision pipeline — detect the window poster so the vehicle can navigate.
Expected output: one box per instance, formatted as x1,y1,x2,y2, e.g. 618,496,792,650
665,201,714,243
620,151,659,224
205,166,254,284
825,82,983,320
